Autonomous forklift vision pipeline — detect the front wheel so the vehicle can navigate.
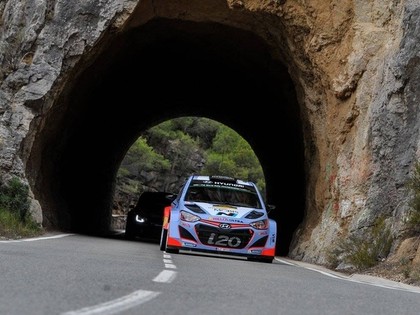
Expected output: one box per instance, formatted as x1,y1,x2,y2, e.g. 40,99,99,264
124,225,135,240
165,247,179,254
159,229,167,251
247,257,273,263
160,228,179,254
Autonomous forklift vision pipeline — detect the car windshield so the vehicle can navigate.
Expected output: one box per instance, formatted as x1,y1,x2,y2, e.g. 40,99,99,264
135,192,174,214
185,184,262,209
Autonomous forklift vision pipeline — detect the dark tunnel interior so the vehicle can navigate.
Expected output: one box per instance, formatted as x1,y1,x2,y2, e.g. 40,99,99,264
30,18,305,256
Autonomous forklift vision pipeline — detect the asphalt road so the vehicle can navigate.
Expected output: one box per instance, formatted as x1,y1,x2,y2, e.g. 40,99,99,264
1,233,419,315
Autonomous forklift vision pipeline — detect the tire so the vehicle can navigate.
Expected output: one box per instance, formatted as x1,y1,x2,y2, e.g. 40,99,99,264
259,257,273,264
247,257,273,263
165,247,179,254
163,231,179,254
124,226,135,240
160,227,179,254
159,229,167,251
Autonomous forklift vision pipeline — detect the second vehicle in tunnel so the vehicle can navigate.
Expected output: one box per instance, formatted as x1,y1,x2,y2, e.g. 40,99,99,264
125,191,177,241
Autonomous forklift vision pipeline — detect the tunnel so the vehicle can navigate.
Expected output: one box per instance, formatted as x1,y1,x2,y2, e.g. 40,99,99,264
26,18,305,256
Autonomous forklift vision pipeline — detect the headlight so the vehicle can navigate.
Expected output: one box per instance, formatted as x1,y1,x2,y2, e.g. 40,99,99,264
135,215,147,223
180,210,201,222
250,219,268,230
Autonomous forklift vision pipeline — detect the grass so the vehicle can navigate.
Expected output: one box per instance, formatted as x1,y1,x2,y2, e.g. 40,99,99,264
326,161,420,285
326,216,393,271
406,161,420,234
0,177,43,240
0,207,43,239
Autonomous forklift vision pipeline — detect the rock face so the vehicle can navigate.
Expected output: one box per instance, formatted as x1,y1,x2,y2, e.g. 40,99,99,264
1,0,419,271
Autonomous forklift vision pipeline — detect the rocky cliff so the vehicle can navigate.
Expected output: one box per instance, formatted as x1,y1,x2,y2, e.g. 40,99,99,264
1,0,419,283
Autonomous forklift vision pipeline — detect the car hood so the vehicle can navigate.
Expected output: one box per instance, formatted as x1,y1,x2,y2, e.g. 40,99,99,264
186,201,265,219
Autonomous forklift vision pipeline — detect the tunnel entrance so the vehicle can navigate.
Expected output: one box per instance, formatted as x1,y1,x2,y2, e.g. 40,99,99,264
27,18,305,256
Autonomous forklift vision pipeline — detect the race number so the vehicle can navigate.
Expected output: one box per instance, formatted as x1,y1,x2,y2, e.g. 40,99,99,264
207,233,241,247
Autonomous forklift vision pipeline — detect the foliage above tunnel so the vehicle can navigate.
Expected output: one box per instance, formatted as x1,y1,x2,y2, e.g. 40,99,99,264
114,117,265,211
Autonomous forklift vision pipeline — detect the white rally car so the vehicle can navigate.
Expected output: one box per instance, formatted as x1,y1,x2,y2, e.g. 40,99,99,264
160,175,277,263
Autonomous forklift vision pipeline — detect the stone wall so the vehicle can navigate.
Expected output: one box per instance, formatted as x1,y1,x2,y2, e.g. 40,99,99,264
1,0,419,267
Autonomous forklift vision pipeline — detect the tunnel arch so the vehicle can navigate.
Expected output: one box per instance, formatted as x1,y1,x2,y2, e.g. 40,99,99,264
25,17,305,256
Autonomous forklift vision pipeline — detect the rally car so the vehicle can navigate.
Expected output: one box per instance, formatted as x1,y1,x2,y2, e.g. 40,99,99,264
159,175,277,263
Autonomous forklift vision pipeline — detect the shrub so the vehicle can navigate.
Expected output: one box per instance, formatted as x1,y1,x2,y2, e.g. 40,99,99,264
327,216,393,271
406,161,420,233
0,177,30,221
0,208,42,238
409,264,420,284
0,177,42,239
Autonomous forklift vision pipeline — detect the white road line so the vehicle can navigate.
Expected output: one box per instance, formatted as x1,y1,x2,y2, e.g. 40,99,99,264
163,253,171,259
153,270,177,283
276,258,356,280
275,258,420,294
298,265,350,280
274,258,296,266
163,259,172,264
61,289,160,315
164,263,177,269
0,233,74,243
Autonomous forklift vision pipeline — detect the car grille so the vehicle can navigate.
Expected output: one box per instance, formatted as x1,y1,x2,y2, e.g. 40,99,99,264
195,224,253,249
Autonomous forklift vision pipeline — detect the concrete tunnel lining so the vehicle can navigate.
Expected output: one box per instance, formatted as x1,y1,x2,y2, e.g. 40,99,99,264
27,18,305,256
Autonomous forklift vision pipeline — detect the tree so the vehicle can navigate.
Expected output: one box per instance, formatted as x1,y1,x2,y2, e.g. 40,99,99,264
113,117,266,212
202,124,265,194
118,136,170,178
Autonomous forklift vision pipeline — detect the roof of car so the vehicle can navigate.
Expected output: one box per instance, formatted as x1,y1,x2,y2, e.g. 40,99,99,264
136,191,175,208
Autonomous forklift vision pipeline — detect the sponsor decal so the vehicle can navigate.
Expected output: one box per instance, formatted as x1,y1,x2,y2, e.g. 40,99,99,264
214,205,237,210
200,180,245,188
249,249,262,254
215,247,231,252
183,242,197,247
214,206,237,211
213,181,244,188
193,181,252,191
270,233,276,243
180,222,191,228
214,207,238,217
216,212,236,217
210,217,244,223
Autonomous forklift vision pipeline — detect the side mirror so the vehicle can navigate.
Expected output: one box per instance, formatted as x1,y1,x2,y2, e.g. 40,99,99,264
166,194,177,201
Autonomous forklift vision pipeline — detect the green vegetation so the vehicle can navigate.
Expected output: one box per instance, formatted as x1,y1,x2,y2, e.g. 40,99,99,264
120,137,171,173
0,177,42,239
114,117,265,210
406,161,420,234
326,162,420,277
327,216,393,271
201,124,265,193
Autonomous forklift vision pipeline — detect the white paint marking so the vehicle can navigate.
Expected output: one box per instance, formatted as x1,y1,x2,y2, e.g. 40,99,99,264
274,258,296,266
153,270,177,283
164,263,177,269
163,253,171,259
163,259,172,264
0,233,74,243
299,265,350,280
61,289,160,315
275,258,420,294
